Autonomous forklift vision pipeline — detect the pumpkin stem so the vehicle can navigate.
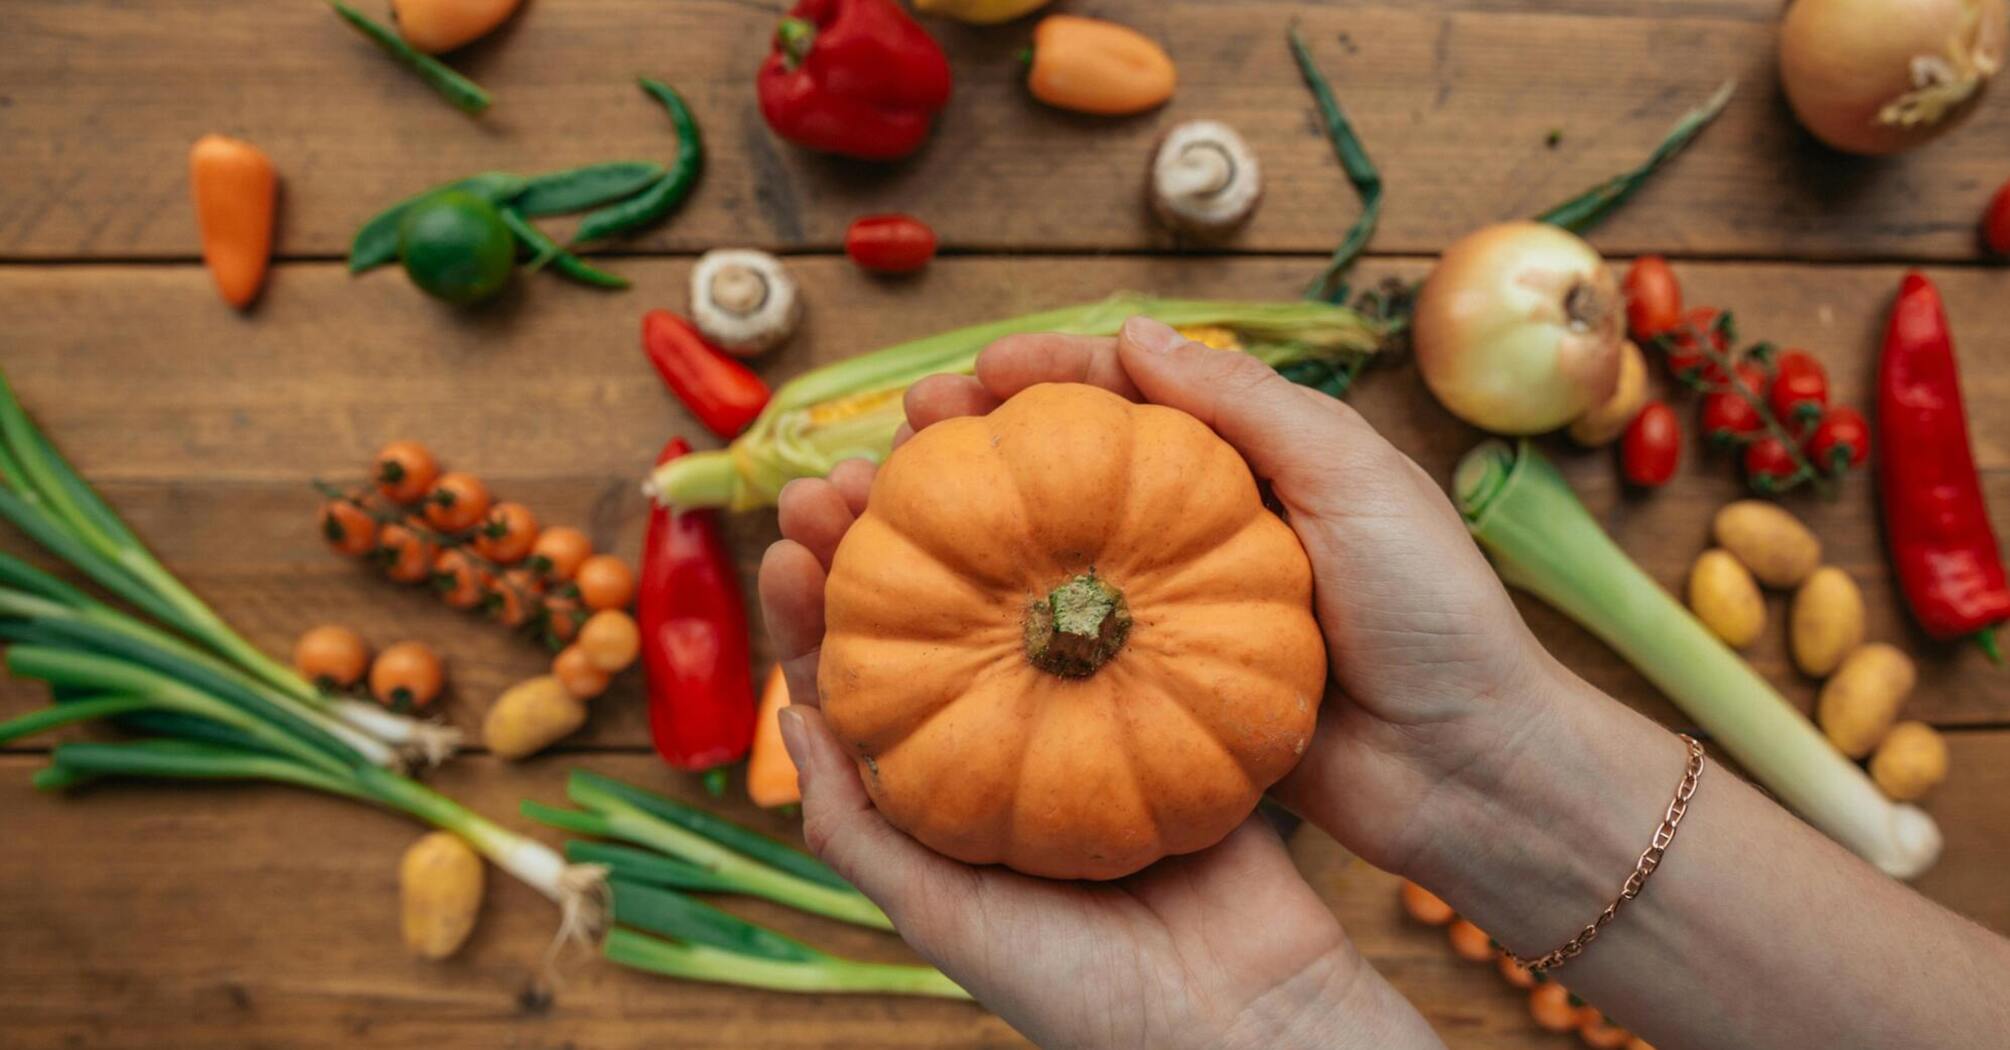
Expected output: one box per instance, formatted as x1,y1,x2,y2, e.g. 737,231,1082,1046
1024,572,1131,678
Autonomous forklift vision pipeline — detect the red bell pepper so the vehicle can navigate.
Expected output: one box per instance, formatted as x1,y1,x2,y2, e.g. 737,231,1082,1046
640,437,758,785
756,0,952,161
641,310,770,439
1877,272,2010,660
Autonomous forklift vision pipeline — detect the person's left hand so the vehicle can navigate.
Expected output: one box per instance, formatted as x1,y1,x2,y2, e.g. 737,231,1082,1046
757,380,1439,1050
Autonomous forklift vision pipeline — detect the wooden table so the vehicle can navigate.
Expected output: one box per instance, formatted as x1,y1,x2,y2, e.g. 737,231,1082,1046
3,2,2006,1046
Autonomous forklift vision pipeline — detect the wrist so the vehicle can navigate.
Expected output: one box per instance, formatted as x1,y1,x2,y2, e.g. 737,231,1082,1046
1217,945,1442,1050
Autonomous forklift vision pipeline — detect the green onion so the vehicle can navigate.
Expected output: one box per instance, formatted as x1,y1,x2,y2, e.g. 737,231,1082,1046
564,840,743,895
609,878,822,963
1453,441,1942,879
604,928,968,999
1536,80,1737,233
1290,27,1383,301
569,770,849,890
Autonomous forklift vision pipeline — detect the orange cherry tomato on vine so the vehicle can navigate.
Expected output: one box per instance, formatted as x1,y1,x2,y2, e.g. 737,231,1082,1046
320,500,378,557
1528,983,1580,1033
432,548,485,609
1399,879,1454,926
529,525,593,582
1983,177,2010,257
1662,307,1730,382
1623,255,1682,341
1743,436,1801,490
1767,349,1829,423
844,214,937,274
1446,918,1495,962
373,440,439,504
423,472,491,533
552,644,610,700
488,568,542,628
542,595,583,645
1578,1009,1632,1049
293,624,370,689
575,554,636,611
1806,406,1871,472
1497,952,1537,989
1621,401,1681,487
376,522,438,584
472,501,539,564
578,609,641,672
370,640,444,708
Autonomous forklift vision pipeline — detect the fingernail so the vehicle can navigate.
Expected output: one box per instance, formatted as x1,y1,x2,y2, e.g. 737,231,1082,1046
778,706,812,786
1124,315,1183,354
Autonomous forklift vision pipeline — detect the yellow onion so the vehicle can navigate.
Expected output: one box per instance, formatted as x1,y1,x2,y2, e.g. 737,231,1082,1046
1780,0,2006,156
1413,222,1624,435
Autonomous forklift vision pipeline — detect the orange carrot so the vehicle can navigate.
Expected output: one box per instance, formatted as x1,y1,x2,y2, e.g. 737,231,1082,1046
1398,879,1455,926
392,0,523,54
188,135,277,309
746,665,801,808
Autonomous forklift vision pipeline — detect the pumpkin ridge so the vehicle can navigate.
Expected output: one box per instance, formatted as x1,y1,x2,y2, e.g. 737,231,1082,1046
870,415,1043,590
820,632,1020,754
1102,402,1266,578
988,382,1137,575
830,514,1016,643
1106,660,1260,855
1001,673,1160,878
865,666,1041,866
1120,640,1321,785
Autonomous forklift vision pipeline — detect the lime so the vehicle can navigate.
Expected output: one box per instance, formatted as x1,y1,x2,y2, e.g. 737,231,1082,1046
398,191,515,305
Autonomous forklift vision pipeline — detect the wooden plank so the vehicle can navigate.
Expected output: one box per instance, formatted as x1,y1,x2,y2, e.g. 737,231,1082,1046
1,255,2005,746
3,731,2007,1049
3,0,2006,261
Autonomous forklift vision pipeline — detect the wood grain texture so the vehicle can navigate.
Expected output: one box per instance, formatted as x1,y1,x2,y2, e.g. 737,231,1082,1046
3,0,2007,261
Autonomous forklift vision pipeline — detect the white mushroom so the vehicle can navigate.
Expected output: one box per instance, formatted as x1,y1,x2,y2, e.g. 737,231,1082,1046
689,249,802,356
1149,120,1263,239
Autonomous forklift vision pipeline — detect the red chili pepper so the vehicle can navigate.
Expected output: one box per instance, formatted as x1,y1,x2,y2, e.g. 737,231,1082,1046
641,310,771,439
845,213,938,273
640,438,758,780
756,0,952,161
1877,272,2010,657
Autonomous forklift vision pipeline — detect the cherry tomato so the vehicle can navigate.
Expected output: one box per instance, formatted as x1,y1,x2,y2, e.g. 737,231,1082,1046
1528,984,1580,1033
1983,176,2010,257
370,641,444,708
432,548,484,609
1578,1009,1631,1049
1620,401,1681,487
552,644,610,700
1660,307,1730,382
1806,406,1871,472
1497,952,1537,989
1623,255,1683,341
472,501,539,564
373,440,439,505
1743,436,1802,491
1699,362,1769,446
293,624,369,689
578,610,640,672
528,525,593,582
844,214,937,274
542,595,584,645
423,472,491,533
1768,350,1829,423
1446,918,1494,962
574,554,636,611
1398,879,1454,926
488,568,542,628
320,500,378,557
375,522,438,584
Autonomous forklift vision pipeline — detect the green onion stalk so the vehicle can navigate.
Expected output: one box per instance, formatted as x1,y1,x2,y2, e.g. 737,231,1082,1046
0,369,459,768
647,296,1388,511
1453,441,1942,879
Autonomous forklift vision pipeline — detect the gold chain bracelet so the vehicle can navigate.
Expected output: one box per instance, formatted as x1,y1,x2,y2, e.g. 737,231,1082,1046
1508,734,1705,977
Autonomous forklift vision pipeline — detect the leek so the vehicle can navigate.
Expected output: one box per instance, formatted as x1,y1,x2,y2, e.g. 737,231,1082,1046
1453,441,1942,879
648,295,1387,510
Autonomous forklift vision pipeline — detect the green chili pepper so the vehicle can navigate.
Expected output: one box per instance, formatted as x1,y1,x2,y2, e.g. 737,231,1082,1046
327,1,491,117
572,78,704,244
512,161,668,218
499,208,630,290
348,172,527,274
1535,80,1736,233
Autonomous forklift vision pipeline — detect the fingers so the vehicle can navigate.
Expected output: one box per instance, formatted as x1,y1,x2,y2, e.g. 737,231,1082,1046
974,333,1141,402
904,374,1001,434
776,477,857,568
758,539,828,709
828,459,875,517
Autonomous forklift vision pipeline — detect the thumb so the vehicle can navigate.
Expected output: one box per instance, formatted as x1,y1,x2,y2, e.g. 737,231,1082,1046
1115,316,1369,492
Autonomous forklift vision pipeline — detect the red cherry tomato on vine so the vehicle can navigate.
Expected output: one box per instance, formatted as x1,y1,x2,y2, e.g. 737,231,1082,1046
1663,307,1730,382
1623,255,1683,341
1768,350,1829,423
1699,361,1769,446
1621,401,1682,487
1983,177,2010,257
845,214,937,274
1743,436,1801,491
1806,406,1871,472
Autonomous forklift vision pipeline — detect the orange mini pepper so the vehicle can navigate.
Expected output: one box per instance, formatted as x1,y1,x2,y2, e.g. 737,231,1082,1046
746,666,802,808
392,0,524,54
1025,14,1176,116
189,134,277,309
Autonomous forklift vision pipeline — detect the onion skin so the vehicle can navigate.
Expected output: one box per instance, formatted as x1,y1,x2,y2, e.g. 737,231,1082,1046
1414,222,1624,435
1780,0,2006,156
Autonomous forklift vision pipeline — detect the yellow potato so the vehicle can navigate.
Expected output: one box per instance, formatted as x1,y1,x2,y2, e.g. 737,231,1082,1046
484,674,588,760
1568,340,1649,447
1816,644,1917,758
399,831,484,960
1688,548,1766,649
1790,567,1865,677
1712,501,1821,589
1870,721,1949,801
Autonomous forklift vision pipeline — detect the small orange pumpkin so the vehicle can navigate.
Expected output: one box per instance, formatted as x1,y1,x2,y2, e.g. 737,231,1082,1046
819,382,1325,880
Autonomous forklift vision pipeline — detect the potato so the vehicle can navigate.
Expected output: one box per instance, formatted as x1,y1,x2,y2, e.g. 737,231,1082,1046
1790,567,1865,677
1870,721,1949,801
1688,548,1766,649
484,674,588,760
400,831,484,960
1568,340,1649,447
1712,501,1821,588
1816,644,1917,758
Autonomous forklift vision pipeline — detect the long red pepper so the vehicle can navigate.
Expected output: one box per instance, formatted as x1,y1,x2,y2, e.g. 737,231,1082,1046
1876,272,2010,659
640,437,757,785
641,310,770,439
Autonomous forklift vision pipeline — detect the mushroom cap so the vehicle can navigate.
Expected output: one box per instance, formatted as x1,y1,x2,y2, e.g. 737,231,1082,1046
1149,119,1263,239
690,249,803,357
